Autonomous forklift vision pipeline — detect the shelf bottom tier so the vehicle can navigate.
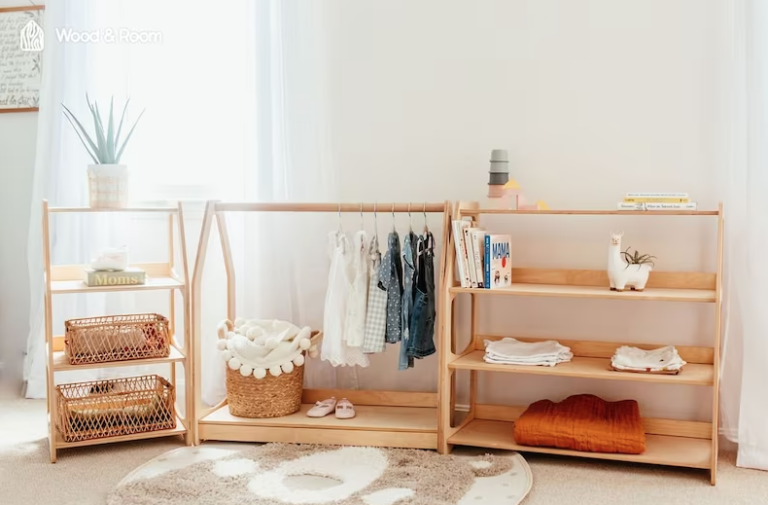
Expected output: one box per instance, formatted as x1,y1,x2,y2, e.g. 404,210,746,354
199,404,438,449
448,419,711,470
54,416,187,449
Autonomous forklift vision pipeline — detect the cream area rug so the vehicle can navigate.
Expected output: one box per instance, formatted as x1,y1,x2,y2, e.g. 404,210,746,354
108,443,532,505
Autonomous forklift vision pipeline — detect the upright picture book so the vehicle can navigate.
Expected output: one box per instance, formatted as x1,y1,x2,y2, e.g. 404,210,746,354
484,234,512,289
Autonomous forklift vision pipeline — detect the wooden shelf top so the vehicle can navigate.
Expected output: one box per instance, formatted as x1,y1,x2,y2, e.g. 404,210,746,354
449,284,716,303
50,276,185,294
54,417,187,449
202,404,437,433
448,419,711,469
460,209,719,216
449,351,714,386
48,206,178,213
52,345,185,372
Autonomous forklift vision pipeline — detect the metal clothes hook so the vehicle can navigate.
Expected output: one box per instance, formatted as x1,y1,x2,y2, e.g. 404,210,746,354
408,202,413,232
373,202,378,239
360,203,364,229
392,203,396,232
337,203,342,232
423,202,429,233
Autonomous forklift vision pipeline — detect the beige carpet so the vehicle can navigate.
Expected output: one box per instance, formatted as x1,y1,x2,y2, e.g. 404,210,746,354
2,398,768,505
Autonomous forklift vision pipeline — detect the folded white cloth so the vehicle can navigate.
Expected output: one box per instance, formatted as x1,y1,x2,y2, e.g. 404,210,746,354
611,345,686,372
483,338,573,367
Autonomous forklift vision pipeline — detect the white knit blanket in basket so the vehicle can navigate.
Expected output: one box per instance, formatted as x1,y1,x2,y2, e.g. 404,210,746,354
216,318,318,380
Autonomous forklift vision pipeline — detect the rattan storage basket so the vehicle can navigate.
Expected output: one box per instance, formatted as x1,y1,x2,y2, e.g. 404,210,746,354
64,313,171,365
55,375,176,443
218,318,322,419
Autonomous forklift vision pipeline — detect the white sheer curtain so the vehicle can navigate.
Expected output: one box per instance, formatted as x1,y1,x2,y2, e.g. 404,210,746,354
719,0,768,471
199,0,341,406
25,0,338,401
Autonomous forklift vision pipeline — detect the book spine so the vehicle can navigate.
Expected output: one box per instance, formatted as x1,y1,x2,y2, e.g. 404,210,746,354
623,197,689,203
463,226,477,287
484,234,491,289
625,192,688,198
471,230,485,288
617,202,646,210
451,221,468,288
645,202,697,210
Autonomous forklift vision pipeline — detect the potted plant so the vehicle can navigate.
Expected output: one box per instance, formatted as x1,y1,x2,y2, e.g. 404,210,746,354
62,95,145,208
607,232,656,292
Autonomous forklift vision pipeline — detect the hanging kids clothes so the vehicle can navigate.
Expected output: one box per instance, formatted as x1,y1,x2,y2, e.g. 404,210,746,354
399,231,418,370
362,235,387,353
407,231,437,359
344,230,369,348
321,231,370,368
380,230,403,344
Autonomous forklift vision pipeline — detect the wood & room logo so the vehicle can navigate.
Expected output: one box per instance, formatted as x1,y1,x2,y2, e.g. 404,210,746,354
20,19,43,51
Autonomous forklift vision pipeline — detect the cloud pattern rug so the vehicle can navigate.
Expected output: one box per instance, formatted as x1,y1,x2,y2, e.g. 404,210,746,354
108,443,532,505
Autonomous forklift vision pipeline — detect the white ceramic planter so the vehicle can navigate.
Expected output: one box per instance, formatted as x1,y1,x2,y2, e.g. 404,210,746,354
87,164,129,208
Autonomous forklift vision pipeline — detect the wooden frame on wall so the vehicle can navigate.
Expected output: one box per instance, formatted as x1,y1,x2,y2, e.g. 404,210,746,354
0,4,45,113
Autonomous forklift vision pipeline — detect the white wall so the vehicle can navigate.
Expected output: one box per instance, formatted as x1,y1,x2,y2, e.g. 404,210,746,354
324,0,727,421
0,0,39,386
0,111,37,385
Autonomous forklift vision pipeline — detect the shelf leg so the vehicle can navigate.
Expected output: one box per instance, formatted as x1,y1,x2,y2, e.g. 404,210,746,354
48,404,57,463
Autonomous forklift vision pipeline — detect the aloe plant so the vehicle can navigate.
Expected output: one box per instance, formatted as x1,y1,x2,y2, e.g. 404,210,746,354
61,94,145,164
621,247,656,269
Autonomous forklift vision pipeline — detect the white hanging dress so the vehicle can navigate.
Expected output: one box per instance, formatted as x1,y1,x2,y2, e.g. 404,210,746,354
321,230,370,368
344,230,369,347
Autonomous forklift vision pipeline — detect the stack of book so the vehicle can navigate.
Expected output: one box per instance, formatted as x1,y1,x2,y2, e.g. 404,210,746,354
617,192,697,211
452,219,512,289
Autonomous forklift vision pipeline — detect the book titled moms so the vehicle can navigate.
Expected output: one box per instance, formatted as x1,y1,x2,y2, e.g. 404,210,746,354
84,267,146,287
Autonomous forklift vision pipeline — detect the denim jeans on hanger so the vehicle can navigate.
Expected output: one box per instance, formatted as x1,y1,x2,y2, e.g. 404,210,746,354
408,232,437,359
399,231,418,370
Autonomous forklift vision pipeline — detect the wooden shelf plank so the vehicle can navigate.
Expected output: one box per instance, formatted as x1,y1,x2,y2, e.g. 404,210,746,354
449,351,714,386
449,284,716,303
53,345,185,372
50,276,184,294
448,419,711,469
48,207,178,213
201,404,437,433
460,209,719,216
55,417,186,449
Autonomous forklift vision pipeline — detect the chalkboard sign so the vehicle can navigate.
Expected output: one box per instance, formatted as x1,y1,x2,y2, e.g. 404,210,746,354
0,5,44,113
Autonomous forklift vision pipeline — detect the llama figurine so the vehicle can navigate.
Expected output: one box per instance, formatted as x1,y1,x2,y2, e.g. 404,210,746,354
607,232,654,292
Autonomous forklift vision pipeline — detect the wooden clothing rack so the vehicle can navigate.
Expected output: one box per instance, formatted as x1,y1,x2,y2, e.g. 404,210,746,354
191,201,451,449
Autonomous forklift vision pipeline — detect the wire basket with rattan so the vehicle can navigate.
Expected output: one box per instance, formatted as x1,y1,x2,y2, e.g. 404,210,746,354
64,313,171,365
55,375,176,443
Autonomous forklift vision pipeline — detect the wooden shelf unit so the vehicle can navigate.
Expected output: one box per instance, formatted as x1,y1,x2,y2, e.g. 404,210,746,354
438,202,724,485
191,201,451,449
42,202,194,462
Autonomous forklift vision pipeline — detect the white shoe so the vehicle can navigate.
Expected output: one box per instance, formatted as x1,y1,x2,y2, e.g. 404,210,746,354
335,398,356,419
307,397,336,418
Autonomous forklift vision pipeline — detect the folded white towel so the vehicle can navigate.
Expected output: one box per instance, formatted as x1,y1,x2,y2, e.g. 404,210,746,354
611,345,686,372
483,338,573,366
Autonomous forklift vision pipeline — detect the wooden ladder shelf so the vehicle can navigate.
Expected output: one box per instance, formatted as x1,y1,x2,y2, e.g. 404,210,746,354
438,202,724,485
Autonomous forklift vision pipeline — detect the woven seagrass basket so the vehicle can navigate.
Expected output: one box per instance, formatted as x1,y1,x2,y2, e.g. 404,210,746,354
219,319,321,419
226,365,305,418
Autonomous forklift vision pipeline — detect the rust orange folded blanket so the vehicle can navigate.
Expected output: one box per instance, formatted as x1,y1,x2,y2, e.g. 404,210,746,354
513,394,646,454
